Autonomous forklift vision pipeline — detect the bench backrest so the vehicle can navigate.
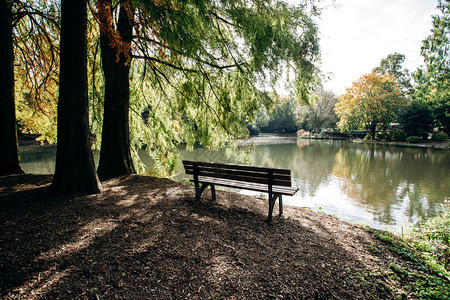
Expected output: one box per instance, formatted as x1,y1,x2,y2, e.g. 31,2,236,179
182,160,292,187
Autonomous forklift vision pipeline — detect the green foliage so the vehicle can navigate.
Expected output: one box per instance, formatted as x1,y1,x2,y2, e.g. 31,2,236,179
432,131,449,142
389,263,408,278
247,104,271,135
413,0,450,133
263,97,298,133
365,244,381,255
407,136,422,143
373,231,395,244
13,0,60,144
128,0,321,173
180,179,195,187
391,130,407,142
371,227,450,299
13,0,321,175
407,199,450,271
295,88,338,133
376,132,390,141
433,103,450,134
314,132,327,139
399,102,434,139
246,123,261,136
364,133,372,140
373,53,414,98
389,244,417,263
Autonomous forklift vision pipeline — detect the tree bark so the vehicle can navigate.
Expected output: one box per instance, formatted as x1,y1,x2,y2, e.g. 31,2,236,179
0,0,24,176
97,1,135,180
51,0,101,194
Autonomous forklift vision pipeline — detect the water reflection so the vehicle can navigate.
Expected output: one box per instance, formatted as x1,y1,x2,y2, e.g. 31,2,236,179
20,145,57,174
330,143,449,226
19,140,449,230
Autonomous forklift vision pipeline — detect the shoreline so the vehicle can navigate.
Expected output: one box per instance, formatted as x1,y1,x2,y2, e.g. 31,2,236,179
351,138,450,150
238,134,450,150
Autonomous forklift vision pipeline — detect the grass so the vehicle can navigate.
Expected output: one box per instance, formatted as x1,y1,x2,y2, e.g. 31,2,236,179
365,228,450,299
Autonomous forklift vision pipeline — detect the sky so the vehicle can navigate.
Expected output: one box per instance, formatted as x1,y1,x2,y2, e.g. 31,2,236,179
315,0,438,95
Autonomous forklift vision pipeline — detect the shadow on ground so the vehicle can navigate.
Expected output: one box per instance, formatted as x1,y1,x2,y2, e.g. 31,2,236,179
1,174,404,299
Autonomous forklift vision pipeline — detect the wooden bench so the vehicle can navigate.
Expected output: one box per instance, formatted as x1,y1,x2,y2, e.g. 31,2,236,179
182,160,298,222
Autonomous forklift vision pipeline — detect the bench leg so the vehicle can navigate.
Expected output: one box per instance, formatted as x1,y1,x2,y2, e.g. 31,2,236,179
211,185,216,201
279,195,283,217
195,183,209,202
268,194,280,222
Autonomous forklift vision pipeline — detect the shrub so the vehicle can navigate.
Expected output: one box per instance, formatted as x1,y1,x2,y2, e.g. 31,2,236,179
399,102,434,139
391,130,407,142
407,199,450,270
296,129,310,137
247,124,260,136
407,136,422,143
432,132,448,142
316,132,327,139
364,133,373,140
376,132,390,141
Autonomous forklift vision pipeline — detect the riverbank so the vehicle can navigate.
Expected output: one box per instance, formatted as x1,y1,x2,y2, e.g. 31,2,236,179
352,139,450,150
1,174,448,299
238,134,449,150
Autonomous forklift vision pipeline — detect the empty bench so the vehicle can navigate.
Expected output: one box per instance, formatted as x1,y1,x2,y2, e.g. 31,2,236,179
182,160,298,222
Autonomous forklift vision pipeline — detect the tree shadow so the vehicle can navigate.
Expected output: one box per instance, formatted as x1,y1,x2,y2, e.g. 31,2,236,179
1,174,395,299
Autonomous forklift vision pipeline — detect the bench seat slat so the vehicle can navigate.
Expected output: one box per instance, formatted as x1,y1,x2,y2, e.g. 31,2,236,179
185,169,292,187
191,176,298,196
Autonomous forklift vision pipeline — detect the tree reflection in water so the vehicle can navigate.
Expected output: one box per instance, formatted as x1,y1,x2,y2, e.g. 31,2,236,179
20,140,449,229
179,140,449,229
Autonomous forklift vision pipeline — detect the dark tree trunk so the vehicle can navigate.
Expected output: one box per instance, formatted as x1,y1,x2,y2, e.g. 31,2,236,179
97,2,135,180
51,0,101,194
367,123,377,140
0,0,24,176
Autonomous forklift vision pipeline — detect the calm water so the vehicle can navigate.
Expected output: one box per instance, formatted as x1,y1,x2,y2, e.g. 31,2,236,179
20,140,450,230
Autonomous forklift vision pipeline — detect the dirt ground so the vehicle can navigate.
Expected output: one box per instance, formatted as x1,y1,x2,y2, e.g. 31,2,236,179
0,174,437,299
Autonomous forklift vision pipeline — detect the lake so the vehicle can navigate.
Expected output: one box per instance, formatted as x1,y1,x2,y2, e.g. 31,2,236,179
19,138,450,230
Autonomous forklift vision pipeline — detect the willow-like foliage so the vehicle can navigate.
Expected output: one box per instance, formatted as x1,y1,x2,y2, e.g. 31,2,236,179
13,0,321,177
118,0,321,175
129,60,265,175
12,0,102,145
12,0,60,143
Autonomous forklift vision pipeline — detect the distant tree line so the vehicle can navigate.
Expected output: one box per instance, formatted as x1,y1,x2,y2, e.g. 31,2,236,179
246,88,338,135
334,1,449,142
248,0,449,141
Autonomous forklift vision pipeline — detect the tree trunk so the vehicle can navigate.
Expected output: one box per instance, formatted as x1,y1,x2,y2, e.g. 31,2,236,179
97,1,135,180
0,0,24,176
315,124,321,135
51,0,101,194
367,123,377,140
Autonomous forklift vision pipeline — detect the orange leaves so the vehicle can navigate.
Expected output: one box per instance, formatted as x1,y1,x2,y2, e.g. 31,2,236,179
335,72,407,131
91,0,132,64
152,0,177,10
